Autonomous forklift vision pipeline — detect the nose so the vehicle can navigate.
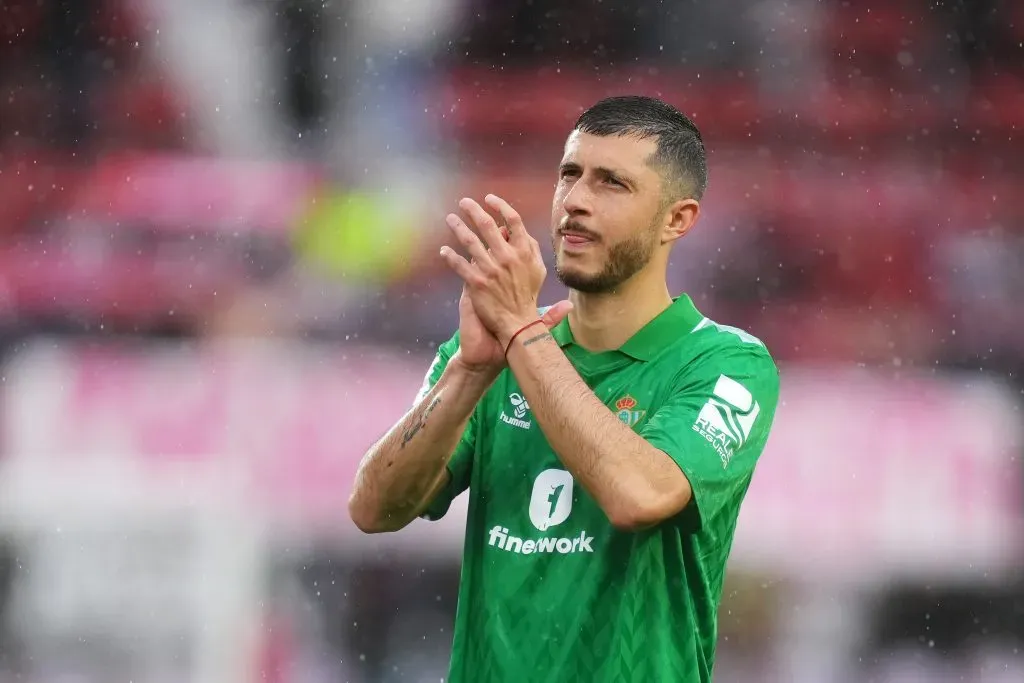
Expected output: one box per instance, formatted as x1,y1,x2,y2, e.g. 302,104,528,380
561,179,593,217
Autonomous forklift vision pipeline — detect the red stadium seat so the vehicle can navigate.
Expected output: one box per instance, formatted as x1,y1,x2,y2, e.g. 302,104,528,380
0,153,81,237
0,0,46,60
968,74,1024,133
825,5,931,61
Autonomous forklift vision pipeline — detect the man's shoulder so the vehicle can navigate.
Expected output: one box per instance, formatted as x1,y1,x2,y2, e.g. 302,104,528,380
691,316,770,353
687,319,780,404
658,316,777,382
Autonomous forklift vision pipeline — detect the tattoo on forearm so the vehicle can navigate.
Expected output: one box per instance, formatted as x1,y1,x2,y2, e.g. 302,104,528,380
521,331,553,348
401,396,442,448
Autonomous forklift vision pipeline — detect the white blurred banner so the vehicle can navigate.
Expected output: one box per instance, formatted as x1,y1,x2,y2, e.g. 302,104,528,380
2,341,1022,583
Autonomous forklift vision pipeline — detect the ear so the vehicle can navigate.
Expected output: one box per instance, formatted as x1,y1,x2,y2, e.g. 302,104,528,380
660,199,700,245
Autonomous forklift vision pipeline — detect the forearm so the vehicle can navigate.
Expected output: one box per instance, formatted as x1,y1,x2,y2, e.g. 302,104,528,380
349,353,495,532
505,328,688,529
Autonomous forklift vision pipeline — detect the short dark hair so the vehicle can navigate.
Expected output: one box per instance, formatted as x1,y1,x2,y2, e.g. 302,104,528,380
573,95,708,201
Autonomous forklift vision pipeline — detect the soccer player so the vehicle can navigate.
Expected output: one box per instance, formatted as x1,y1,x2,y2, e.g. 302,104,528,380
349,95,780,683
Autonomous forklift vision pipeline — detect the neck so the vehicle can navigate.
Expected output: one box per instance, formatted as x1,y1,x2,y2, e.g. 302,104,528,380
566,269,673,353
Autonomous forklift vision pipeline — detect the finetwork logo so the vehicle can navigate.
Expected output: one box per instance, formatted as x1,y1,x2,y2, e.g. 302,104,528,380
487,469,595,555
488,527,594,555
499,392,532,430
692,375,760,468
529,468,573,530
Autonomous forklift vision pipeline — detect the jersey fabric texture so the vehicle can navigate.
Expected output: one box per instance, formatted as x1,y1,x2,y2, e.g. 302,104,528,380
415,295,779,683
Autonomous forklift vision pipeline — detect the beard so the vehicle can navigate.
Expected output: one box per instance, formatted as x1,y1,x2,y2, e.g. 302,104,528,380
552,220,658,294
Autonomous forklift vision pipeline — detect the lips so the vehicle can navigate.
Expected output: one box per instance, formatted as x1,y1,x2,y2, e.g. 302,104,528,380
559,227,598,242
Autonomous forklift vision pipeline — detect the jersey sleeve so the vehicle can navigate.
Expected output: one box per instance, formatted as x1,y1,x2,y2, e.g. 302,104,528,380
640,346,779,530
415,331,477,521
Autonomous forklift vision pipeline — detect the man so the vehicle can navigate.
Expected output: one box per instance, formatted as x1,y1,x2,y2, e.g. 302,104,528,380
349,95,780,683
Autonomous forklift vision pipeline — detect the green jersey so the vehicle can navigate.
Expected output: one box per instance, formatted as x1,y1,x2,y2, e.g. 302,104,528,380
416,295,779,683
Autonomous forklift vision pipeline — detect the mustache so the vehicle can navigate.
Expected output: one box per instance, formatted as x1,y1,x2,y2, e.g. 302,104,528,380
558,220,600,242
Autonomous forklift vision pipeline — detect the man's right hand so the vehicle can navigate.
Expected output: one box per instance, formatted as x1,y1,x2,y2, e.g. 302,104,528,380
455,285,572,374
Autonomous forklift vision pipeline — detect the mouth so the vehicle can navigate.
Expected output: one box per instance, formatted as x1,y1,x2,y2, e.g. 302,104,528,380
561,233,593,246
558,228,599,249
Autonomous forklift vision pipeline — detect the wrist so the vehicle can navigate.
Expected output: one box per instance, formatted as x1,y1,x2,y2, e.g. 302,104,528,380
449,351,503,385
496,315,543,351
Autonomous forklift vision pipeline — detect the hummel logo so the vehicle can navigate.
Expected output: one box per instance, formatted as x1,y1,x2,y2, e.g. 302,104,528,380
510,392,529,418
500,392,532,430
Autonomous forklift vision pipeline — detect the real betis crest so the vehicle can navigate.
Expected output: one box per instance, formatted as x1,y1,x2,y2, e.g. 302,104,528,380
615,395,646,427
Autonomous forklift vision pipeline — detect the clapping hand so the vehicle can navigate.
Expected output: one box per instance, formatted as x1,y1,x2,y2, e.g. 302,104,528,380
441,195,566,352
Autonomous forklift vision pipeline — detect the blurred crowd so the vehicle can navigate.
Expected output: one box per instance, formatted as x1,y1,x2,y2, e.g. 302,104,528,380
0,1,1023,682
0,0,1021,380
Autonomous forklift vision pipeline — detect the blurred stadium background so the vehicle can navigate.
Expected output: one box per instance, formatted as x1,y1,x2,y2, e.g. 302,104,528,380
0,0,1022,681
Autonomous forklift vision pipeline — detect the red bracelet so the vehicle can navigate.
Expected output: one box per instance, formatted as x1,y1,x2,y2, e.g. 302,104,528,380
504,319,545,357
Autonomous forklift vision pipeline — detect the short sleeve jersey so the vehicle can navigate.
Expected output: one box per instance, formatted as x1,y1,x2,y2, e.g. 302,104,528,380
416,295,779,683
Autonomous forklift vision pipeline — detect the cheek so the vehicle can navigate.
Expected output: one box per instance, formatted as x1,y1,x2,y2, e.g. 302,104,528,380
551,184,568,213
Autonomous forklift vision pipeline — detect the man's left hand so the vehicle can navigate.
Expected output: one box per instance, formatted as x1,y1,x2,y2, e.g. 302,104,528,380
440,194,548,347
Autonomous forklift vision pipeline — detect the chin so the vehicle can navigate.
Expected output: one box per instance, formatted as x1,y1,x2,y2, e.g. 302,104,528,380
555,266,605,293
554,260,587,281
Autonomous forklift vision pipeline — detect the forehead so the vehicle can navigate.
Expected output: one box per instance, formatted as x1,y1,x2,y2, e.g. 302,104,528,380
561,131,659,176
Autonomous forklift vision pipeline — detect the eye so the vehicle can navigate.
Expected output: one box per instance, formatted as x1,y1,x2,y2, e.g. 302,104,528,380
559,168,580,180
605,177,625,188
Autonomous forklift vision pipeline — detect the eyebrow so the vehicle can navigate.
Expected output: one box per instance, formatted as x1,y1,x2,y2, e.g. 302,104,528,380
558,162,639,188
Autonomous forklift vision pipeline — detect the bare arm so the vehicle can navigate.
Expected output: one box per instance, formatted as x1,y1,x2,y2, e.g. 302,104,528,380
504,328,692,531
348,352,496,533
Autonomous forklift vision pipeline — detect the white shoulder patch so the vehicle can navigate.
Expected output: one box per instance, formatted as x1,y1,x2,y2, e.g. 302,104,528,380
692,374,762,468
692,317,765,347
